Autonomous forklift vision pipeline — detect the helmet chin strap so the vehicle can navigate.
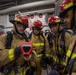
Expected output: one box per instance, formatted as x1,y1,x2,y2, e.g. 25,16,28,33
57,23,60,34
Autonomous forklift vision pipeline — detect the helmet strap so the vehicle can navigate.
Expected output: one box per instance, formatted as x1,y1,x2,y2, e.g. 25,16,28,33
71,7,75,30
57,23,61,33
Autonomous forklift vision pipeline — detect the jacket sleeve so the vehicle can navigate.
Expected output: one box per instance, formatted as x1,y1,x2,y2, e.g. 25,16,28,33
65,32,73,53
0,34,15,66
66,35,76,58
44,36,50,54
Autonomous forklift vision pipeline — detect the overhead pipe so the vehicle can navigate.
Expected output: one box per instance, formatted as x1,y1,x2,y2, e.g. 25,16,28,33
23,8,55,15
0,0,55,15
0,2,16,7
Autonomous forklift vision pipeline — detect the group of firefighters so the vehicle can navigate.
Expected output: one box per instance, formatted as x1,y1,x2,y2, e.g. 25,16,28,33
0,0,76,75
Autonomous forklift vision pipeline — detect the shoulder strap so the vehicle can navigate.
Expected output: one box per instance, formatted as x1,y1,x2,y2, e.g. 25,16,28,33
5,31,13,49
24,34,29,42
60,28,67,58
66,29,74,35
28,32,32,40
40,33,45,57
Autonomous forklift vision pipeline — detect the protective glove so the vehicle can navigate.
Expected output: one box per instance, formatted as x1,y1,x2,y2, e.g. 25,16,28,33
40,57,52,68
53,63,65,71
53,63,65,75
14,46,22,55
26,66,36,75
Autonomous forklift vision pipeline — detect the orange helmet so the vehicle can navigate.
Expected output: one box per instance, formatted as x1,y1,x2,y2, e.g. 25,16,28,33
10,14,28,28
33,20,43,30
59,0,76,17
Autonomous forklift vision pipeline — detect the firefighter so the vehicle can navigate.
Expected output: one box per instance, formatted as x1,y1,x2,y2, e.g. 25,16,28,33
29,20,52,75
0,14,36,75
59,0,76,32
48,15,73,75
59,0,76,75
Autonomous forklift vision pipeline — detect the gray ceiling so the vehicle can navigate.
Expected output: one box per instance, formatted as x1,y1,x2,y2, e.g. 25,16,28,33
0,0,55,15
0,0,43,10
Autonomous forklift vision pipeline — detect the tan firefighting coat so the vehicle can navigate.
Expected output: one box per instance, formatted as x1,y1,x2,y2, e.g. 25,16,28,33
0,31,37,75
29,33,50,75
66,34,76,74
52,30,72,65
30,33,50,54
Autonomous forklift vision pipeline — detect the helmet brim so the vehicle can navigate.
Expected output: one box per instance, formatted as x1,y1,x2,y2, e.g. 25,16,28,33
59,5,75,18
10,20,28,28
32,26,42,30
49,22,64,25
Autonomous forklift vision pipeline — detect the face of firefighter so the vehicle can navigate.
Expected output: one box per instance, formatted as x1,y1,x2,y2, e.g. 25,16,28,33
15,24,25,34
33,28,40,35
63,9,73,29
51,25,58,34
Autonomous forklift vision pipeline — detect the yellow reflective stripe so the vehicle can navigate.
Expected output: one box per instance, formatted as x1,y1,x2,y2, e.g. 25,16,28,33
72,54,76,58
8,49,15,61
45,54,58,62
60,61,66,66
37,54,50,57
64,2,73,10
32,51,43,57
33,43,44,46
17,67,30,75
53,56,58,62
15,18,21,21
66,50,76,58
33,51,58,63
55,20,60,23
33,50,58,62
59,47,62,50
45,54,51,57
53,47,62,51
66,50,71,57
37,54,58,62
37,54,43,57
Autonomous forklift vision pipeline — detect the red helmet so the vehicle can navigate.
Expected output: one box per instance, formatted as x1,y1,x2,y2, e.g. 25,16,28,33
33,20,43,30
10,14,28,28
48,16,62,28
48,15,61,24
59,0,76,17
21,42,33,57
